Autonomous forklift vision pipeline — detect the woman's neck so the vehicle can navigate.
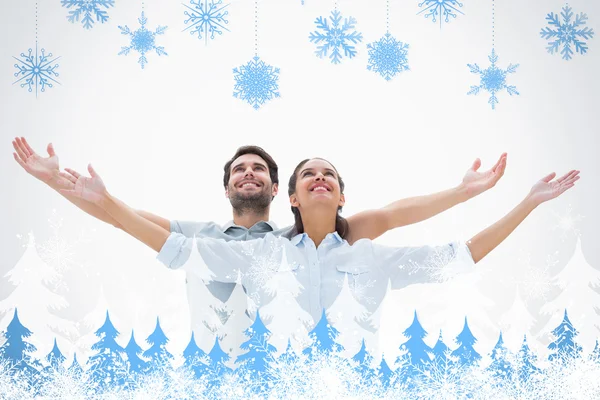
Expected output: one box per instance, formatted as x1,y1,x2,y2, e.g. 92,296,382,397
301,210,336,247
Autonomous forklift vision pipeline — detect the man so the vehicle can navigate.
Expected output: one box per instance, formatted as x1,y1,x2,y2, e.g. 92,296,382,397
12,137,507,355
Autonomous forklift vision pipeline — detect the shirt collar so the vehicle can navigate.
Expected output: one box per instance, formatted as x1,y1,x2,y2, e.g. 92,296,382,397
222,220,278,232
290,231,344,246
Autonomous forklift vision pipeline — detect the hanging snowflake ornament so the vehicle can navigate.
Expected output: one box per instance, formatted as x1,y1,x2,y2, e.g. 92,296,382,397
309,9,363,64
183,0,230,44
118,11,167,69
467,49,519,110
417,0,464,28
540,4,595,61
233,56,280,110
367,33,409,81
13,44,60,97
61,0,115,29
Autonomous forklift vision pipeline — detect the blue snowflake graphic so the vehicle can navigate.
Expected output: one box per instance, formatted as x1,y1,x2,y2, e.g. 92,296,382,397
118,11,167,69
308,10,363,64
13,44,60,97
417,0,464,28
540,5,595,61
467,49,519,110
60,0,115,29
367,33,409,81
233,56,280,110
183,0,230,44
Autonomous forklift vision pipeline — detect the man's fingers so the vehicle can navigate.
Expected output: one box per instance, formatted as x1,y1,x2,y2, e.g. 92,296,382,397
21,137,37,157
13,152,27,170
16,137,32,158
88,163,98,178
64,168,81,179
47,143,56,157
12,140,28,162
59,171,77,184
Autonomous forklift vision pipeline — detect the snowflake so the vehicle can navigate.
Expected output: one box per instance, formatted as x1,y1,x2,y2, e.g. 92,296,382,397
550,204,583,241
233,56,280,110
309,9,363,64
367,33,409,81
118,11,168,69
515,253,558,302
60,0,115,29
183,0,230,44
402,244,459,283
417,0,464,28
540,5,595,61
467,48,519,110
336,275,376,305
241,240,282,287
13,44,60,97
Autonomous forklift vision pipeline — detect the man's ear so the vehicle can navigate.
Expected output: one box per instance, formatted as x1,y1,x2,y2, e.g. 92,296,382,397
272,183,279,197
225,187,230,199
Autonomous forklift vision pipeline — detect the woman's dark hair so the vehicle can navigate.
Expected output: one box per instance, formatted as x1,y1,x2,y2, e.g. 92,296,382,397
287,158,350,239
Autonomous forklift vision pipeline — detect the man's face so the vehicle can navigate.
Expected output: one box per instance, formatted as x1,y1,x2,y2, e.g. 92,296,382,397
226,154,278,212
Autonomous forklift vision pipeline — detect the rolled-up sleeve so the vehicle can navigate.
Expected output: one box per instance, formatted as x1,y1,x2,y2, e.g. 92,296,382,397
157,232,256,283
373,241,475,289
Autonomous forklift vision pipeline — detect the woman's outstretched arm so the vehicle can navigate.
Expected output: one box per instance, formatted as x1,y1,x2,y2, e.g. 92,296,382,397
466,170,580,263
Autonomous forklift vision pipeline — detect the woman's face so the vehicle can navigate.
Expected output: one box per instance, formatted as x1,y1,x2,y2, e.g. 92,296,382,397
290,158,345,212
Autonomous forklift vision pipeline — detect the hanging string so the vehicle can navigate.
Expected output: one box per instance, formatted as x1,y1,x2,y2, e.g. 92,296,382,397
386,0,390,34
254,0,258,56
492,0,495,49
35,1,38,45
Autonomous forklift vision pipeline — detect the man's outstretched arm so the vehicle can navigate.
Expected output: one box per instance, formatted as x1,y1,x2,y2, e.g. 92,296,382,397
12,136,170,232
346,153,507,244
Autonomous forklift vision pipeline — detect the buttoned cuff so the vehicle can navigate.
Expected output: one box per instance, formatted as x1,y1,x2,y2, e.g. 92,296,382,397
156,232,187,269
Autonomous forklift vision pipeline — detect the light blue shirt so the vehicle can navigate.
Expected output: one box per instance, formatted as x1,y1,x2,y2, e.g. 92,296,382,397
157,231,475,330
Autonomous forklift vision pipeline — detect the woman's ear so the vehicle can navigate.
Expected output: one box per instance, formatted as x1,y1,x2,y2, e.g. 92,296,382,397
290,194,299,207
339,193,346,208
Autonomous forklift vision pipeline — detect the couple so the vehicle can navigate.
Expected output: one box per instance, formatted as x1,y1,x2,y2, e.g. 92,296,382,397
13,138,580,355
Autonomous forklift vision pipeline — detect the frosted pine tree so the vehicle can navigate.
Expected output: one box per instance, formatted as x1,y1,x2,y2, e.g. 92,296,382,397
217,283,253,369
71,285,123,365
180,236,230,356
540,236,600,354
0,232,76,360
498,286,538,351
487,332,514,383
260,247,313,356
327,273,370,358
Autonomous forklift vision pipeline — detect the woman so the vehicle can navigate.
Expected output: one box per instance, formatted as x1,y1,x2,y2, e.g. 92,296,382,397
60,158,580,352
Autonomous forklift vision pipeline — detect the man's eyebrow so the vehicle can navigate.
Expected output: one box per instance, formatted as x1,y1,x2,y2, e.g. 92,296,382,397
232,161,268,170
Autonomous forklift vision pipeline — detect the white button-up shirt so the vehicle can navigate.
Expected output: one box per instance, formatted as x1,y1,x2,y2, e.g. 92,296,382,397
157,231,475,345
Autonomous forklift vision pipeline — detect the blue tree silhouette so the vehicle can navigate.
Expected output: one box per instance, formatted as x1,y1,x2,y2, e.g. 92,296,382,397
182,331,209,378
86,310,127,392
0,308,41,389
548,309,582,363
395,311,432,383
516,335,541,381
451,317,481,367
487,332,513,383
142,317,174,374
351,338,375,381
302,309,344,359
